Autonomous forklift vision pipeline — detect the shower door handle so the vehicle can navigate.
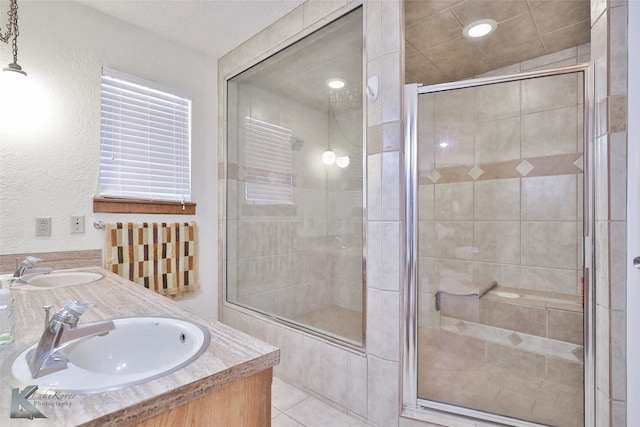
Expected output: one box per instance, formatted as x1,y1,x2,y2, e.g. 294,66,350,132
634,256,640,269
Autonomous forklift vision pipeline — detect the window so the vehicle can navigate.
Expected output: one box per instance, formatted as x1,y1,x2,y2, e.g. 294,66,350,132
244,117,294,205
95,68,193,213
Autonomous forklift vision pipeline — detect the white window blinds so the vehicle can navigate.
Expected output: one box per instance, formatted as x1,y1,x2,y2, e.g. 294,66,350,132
244,117,294,205
99,68,192,202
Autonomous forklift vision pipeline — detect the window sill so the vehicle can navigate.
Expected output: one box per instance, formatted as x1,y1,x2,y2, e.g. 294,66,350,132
93,198,196,215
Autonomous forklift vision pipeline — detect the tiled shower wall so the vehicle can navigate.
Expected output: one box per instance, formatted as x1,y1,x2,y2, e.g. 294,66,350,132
226,83,363,320
219,0,628,426
591,0,628,425
417,70,586,327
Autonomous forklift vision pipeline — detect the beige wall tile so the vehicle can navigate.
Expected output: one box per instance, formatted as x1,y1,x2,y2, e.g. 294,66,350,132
474,221,521,264
367,58,382,126
475,116,521,163
595,221,611,309
546,357,583,388
594,135,609,221
609,5,628,97
367,287,383,357
434,123,474,168
303,1,346,27
367,153,382,220
522,174,578,221
610,221,627,311
611,309,626,402
610,132,627,222
381,0,401,55
418,184,435,221
381,52,402,123
521,222,577,269
486,342,546,377
521,105,579,157
429,221,474,259
240,28,270,64
418,256,439,295
520,266,578,295
382,221,401,291
303,335,349,405
435,87,474,124
474,178,520,221
548,309,583,344
382,151,401,220
484,300,547,337
269,6,304,48
365,0,382,61
521,72,578,114
473,262,521,289
367,356,400,426
382,290,401,361
432,258,474,292
347,352,368,418
474,80,520,121
435,181,474,220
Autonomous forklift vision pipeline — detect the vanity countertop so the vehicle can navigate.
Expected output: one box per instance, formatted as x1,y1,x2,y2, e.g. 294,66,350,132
0,267,279,426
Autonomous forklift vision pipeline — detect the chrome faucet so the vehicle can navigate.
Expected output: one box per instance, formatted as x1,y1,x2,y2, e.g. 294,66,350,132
26,300,115,379
11,256,53,284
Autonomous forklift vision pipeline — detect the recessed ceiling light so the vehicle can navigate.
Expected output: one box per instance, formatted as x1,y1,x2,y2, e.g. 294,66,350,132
463,19,497,38
326,78,346,89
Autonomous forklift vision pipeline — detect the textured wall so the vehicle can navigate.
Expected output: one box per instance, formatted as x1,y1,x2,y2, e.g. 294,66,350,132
0,1,218,319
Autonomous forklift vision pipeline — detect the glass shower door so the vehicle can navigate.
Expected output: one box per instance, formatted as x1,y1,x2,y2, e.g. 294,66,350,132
414,68,588,426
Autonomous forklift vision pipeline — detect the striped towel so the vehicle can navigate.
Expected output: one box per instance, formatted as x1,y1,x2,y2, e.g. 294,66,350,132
104,222,198,297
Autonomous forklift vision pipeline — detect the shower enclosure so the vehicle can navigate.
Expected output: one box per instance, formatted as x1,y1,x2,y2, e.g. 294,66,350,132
404,65,593,426
224,8,364,347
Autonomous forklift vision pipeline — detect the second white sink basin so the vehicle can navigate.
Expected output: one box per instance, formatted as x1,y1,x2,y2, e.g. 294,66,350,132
3,316,211,393
26,271,105,288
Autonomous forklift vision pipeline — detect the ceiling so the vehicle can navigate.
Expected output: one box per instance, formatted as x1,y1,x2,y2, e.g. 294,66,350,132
405,0,591,85
75,0,305,59
75,0,591,98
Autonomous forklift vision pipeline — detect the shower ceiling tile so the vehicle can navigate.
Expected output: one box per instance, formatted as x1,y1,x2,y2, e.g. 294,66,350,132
475,13,546,69
405,0,449,27
530,0,590,35
421,37,495,82
405,0,591,86
541,20,591,53
405,9,464,52
449,0,530,26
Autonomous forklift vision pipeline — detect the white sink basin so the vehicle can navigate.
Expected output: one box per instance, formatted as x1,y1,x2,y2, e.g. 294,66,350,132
26,271,105,288
4,271,106,290
2,316,211,394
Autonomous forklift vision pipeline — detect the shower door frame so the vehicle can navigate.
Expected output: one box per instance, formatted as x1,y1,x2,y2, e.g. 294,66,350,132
401,64,595,427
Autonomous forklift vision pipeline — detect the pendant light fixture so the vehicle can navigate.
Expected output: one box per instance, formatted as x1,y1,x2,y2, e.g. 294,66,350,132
322,147,336,165
1,0,27,76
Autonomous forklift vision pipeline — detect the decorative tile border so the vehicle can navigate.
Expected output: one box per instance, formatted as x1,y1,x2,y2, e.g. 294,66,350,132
419,153,584,185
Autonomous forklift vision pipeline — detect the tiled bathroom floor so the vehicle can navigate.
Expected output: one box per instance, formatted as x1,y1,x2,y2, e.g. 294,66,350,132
272,376,366,427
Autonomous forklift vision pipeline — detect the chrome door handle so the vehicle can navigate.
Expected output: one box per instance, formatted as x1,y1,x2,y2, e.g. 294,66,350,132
634,257,640,269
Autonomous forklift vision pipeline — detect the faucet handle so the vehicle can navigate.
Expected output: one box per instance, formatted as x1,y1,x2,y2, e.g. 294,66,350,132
42,305,54,328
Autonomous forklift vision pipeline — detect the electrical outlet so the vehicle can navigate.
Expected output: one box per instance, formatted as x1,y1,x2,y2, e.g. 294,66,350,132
35,217,51,236
71,215,85,233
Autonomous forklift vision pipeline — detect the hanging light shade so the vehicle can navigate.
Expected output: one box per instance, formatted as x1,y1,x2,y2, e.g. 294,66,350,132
1,0,27,76
322,148,336,165
336,156,350,168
